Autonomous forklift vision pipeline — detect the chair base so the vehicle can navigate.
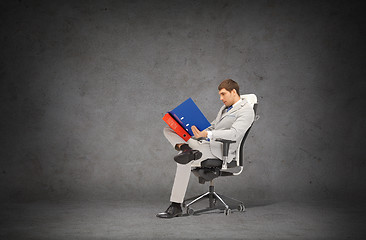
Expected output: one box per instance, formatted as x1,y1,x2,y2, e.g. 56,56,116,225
183,181,245,216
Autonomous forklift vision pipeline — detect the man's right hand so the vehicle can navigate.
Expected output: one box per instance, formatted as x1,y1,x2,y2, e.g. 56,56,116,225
191,126,208,139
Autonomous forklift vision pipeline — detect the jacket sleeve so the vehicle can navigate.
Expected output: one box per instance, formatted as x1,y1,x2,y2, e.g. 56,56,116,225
211,106,254,141
206,119,216,131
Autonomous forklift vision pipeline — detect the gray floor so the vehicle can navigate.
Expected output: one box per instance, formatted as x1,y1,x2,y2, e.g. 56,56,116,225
1,199,365,240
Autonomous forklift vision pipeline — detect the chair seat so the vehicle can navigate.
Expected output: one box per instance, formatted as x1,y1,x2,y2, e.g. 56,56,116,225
192,159,239,183
200,159,238,168
200,159,222,168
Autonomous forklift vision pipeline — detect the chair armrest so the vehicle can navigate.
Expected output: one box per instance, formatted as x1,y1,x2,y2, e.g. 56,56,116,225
215,138,236,170
215,138,236,157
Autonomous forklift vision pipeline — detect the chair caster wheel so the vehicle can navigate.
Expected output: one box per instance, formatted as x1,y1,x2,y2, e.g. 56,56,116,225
238,204,245,212
187,208,194,215
224,208,231,215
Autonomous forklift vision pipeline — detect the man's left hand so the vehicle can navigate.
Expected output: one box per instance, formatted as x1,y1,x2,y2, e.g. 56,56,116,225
191,126,208,139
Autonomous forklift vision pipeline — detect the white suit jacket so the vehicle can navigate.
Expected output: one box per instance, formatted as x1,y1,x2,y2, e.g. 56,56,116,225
206,96,255,162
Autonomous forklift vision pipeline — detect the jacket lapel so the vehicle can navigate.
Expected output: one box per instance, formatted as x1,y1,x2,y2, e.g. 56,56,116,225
215,105,226,123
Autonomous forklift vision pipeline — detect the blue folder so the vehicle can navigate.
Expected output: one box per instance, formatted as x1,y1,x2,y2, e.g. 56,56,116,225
169,98,211,136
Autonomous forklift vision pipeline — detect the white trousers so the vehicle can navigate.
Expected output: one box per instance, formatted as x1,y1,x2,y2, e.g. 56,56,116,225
163,126,216,203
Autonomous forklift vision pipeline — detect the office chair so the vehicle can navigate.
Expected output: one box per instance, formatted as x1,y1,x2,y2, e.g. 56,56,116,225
183,94,258,216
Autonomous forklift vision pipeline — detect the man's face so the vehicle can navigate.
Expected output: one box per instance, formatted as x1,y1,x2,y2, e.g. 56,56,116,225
219,88,236,107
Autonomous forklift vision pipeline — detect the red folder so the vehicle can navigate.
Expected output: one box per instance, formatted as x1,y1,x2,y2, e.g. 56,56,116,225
162,113,191,142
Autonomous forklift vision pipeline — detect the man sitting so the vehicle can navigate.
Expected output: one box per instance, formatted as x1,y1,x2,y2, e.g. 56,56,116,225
157,79,255,218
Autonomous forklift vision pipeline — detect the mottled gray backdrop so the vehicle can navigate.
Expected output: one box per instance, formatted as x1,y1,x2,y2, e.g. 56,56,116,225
1,0,365,204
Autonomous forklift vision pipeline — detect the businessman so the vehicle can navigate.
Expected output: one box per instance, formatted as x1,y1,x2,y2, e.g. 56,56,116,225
157,79,255,218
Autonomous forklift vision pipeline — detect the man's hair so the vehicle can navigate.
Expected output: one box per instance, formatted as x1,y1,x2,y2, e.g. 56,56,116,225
218,79,240,96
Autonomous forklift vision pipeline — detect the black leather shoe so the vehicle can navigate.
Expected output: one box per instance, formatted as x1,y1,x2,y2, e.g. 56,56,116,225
156,204,182,218
174,149,202,164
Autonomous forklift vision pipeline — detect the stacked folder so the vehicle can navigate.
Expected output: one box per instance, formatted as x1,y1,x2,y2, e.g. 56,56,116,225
162,98,211,142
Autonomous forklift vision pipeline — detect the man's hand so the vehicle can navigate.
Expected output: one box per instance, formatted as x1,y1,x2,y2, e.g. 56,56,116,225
191,126,208,139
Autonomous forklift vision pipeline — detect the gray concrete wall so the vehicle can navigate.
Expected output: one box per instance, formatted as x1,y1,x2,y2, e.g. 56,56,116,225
1,0,365,203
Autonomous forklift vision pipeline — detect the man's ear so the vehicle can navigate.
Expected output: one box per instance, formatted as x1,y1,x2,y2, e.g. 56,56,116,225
231,89,237,96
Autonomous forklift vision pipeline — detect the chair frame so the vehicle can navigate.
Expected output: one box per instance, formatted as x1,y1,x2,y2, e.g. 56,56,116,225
182,101,258,216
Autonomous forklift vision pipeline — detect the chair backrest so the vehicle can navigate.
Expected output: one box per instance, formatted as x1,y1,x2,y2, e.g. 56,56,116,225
236,94,258,167
192,94,258,180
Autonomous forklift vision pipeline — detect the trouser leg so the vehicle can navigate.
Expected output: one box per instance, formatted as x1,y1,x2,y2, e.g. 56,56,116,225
163,126,186,147
165,126,216,203
163,126,217,157
170,162,192,203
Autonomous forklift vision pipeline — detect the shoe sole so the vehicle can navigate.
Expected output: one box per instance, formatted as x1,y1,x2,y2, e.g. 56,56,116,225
174,150,202,164
156,212,182,218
